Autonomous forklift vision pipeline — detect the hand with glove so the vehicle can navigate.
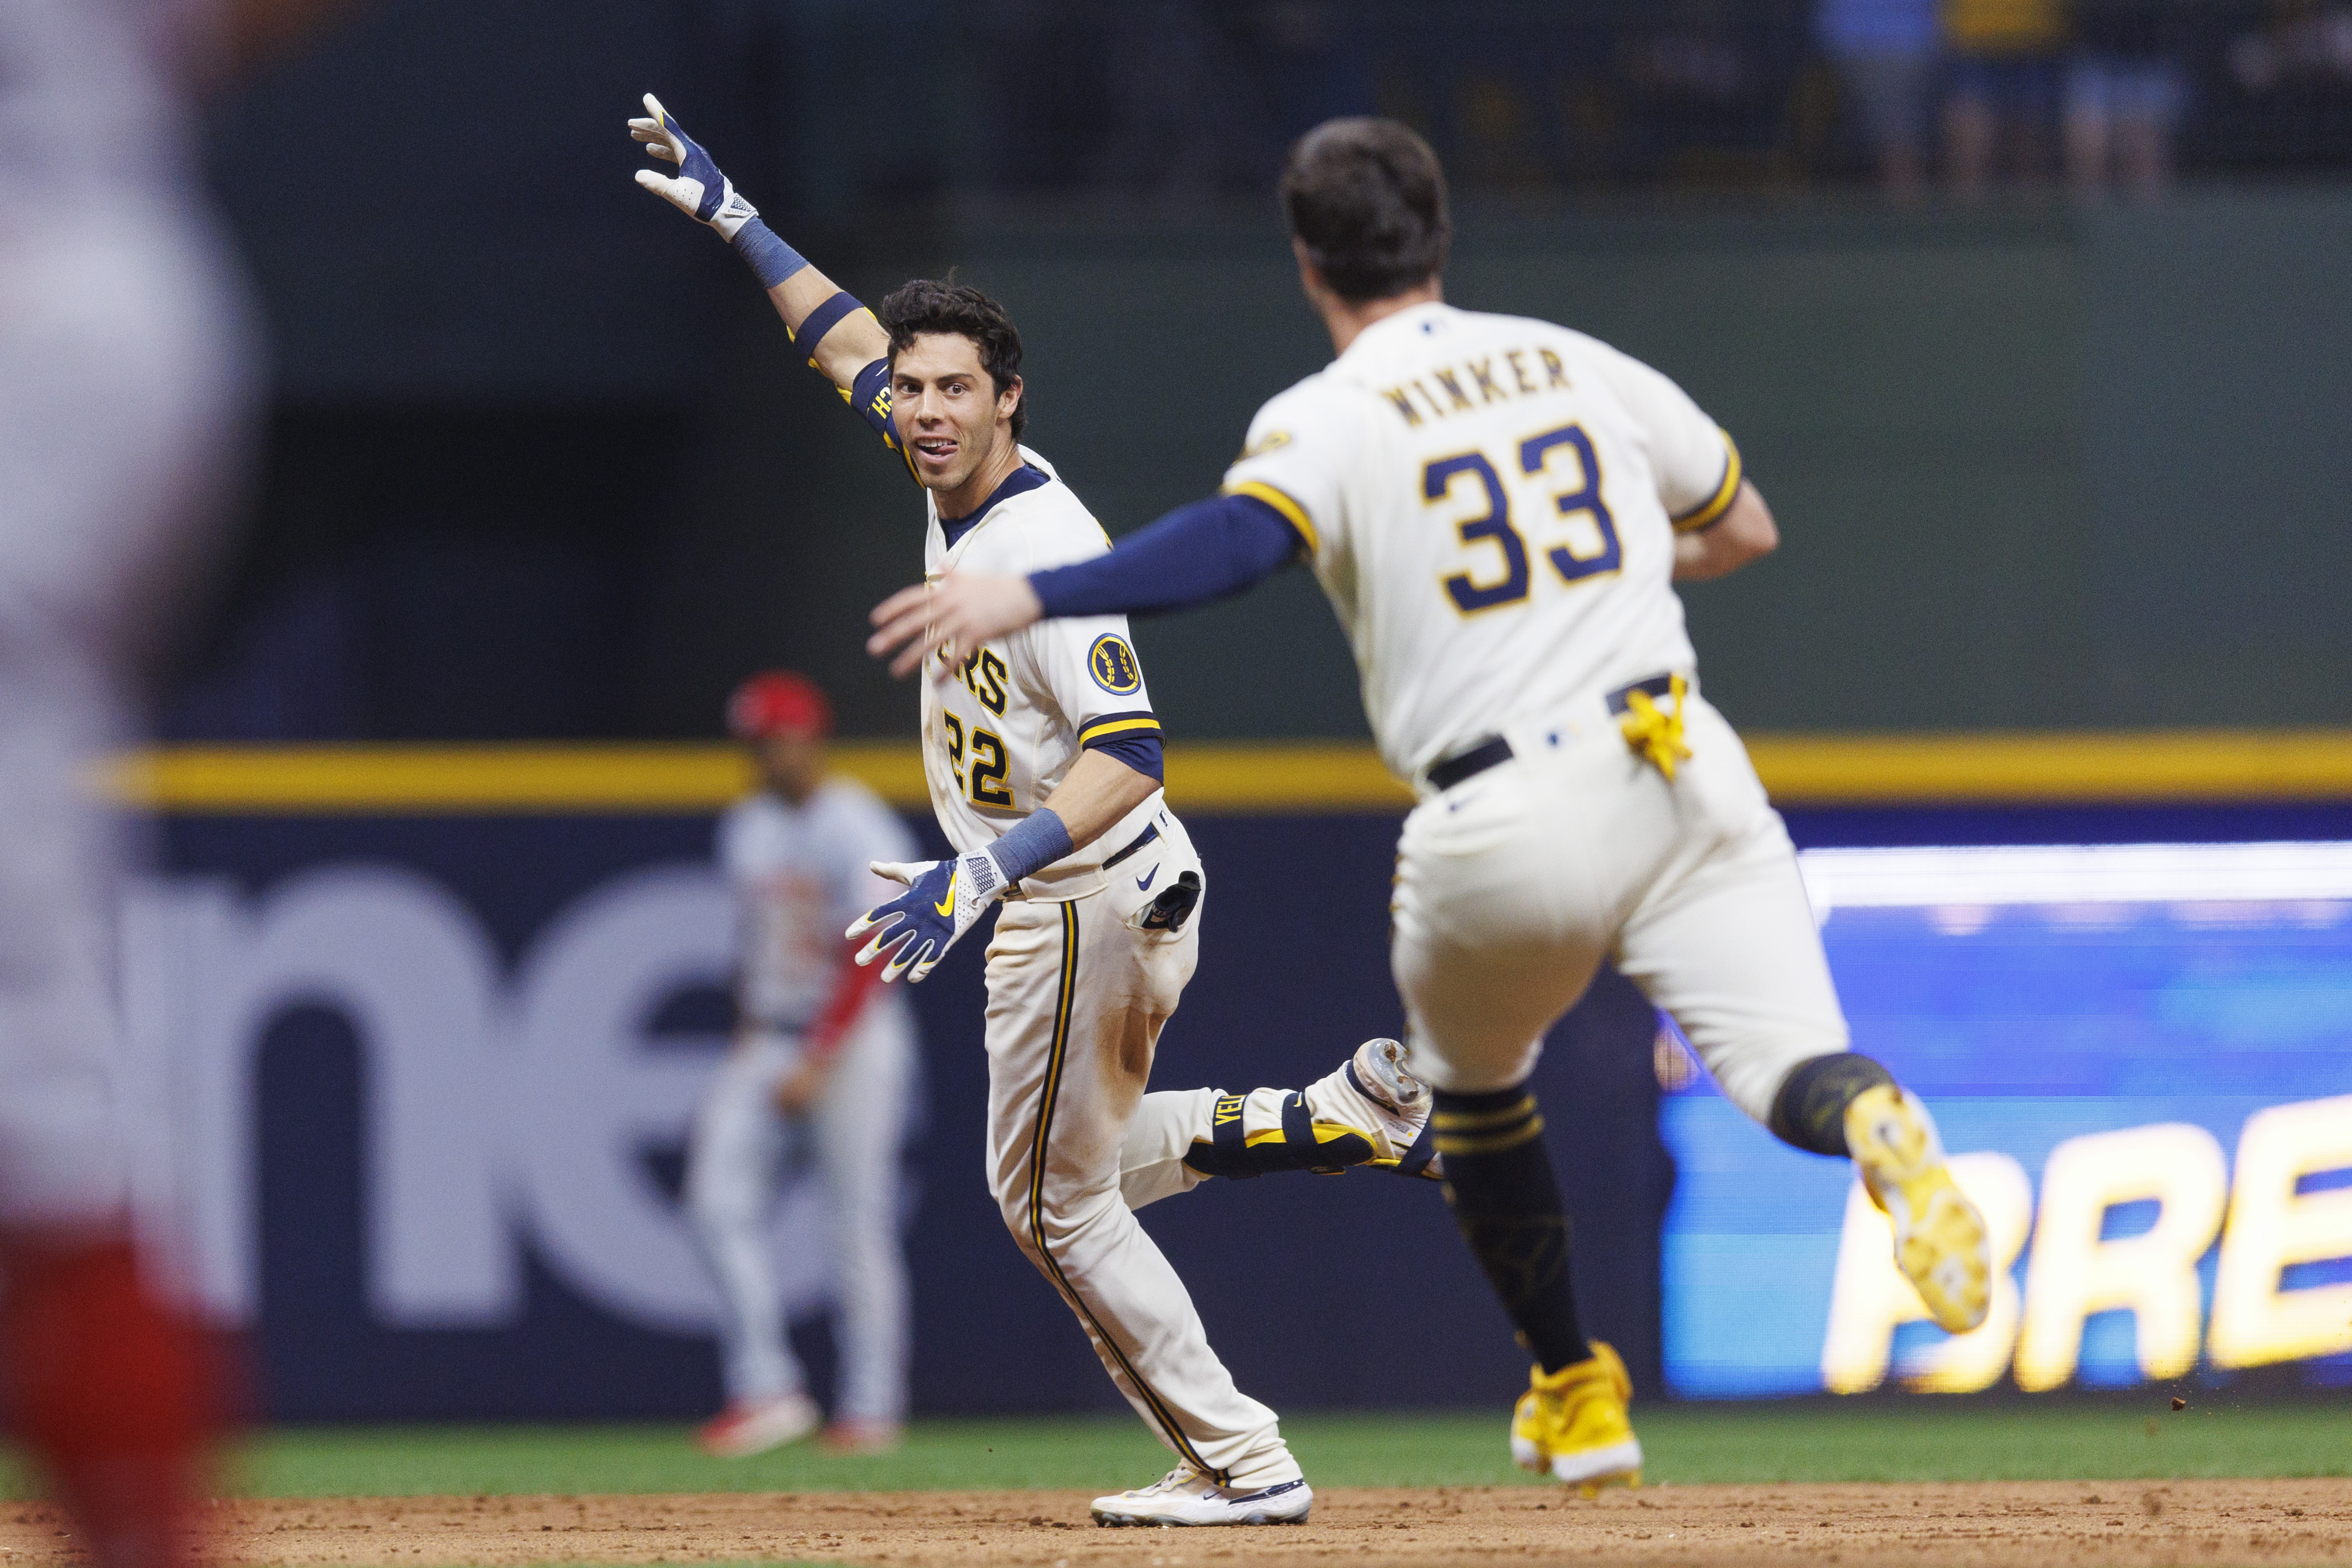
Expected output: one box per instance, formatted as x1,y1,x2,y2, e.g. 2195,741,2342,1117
627,93,808,289
628,93,760,237
845,808,1075,984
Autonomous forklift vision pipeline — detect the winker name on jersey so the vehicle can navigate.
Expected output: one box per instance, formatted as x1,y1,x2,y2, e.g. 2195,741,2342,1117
1220,300,1741,785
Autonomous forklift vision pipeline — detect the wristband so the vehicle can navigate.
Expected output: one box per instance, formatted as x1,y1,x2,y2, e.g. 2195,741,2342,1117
793,289,864,351
988,808,1074,885
732,217,808,290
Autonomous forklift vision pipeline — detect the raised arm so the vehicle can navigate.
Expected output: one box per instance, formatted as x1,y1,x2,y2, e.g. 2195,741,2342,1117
628,95,892,400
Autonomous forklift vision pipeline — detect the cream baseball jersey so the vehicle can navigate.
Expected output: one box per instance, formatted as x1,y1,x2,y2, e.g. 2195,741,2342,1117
921,448,1166,900
1220,301,1741,783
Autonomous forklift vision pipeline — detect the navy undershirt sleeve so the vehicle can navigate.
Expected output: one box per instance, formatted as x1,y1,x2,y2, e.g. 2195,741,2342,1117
1086,731,1164,784
1029,493,1303,619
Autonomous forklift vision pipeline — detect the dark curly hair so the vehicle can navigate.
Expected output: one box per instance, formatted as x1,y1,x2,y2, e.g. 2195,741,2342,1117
1279,118,1451,304
878,278,1027,440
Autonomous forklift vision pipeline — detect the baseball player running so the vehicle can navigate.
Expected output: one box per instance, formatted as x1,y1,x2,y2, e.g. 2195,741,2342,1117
868,117,1995,1496
689,671,922,1457
630,98,1438,1526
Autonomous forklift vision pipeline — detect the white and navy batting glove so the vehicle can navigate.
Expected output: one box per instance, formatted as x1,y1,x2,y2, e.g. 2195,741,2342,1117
628,93,758,239
847,851,1012,985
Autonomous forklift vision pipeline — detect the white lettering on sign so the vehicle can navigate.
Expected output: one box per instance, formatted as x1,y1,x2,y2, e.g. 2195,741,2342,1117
2014,1124,2229,1390
117,863,834,1334
2209,1094,2352,1369
1820,1152,2031,1394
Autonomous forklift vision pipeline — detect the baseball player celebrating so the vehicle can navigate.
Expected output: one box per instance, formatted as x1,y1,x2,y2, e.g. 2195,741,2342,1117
630,98,1438,1525
688,672,921,1457
868,118,1994,1496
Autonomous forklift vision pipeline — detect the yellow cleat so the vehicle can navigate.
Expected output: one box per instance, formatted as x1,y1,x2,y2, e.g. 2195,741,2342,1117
1846,1083,1991,1333
1508,1341,1643,1495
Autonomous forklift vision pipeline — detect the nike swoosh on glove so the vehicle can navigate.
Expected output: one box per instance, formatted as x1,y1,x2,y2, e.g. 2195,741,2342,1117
628,92,759,238
846,850,1012,984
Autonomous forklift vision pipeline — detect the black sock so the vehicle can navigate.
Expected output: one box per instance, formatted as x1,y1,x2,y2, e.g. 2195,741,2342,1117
1431,1083,1592,1373
1767,1053,1897,1156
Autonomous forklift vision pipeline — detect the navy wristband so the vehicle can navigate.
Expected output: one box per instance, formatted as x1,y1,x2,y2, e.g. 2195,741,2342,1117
989,808,1074,884
794,290,864,351
732,217,808,290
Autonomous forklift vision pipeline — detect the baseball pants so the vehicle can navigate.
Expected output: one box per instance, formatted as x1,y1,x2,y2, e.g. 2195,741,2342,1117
0,197,250,1231
1392,688,1847,1121
686,1000,917,1423
983,815,1300,1491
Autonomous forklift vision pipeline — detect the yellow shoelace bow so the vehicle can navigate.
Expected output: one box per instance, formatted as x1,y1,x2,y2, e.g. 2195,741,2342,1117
1618,673,1693,780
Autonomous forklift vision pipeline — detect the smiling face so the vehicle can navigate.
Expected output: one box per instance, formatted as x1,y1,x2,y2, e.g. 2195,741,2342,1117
889,332,1024,517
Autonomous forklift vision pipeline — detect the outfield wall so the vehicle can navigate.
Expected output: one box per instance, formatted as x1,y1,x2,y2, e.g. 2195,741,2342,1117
111,747,2352,1418
211,186,2352,747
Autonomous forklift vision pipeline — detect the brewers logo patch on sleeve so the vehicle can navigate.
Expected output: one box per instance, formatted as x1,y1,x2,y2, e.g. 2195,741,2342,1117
1088,634,1144,695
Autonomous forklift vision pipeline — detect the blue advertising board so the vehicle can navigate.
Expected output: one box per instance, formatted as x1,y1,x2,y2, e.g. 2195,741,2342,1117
1663,843,2352,1398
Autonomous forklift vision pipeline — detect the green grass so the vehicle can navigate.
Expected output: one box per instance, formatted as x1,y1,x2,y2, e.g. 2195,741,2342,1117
8,1401,2348,1501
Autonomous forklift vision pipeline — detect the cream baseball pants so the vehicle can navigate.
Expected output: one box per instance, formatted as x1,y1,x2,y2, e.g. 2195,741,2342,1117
1392,691,1849,1123
982,812,1300,1492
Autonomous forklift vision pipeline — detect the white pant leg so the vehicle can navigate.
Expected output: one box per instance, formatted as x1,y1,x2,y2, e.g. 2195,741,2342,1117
983,830,1299,1491
0,201,250,1230
1391,734,1661,1093
1610,700,1850,1124
806,997,915,1425
1118,1088,1215,1211
685,1034,804,1404
1392,694,1847,1120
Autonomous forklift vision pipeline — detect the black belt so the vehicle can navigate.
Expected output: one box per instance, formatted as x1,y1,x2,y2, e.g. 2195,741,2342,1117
1424,675,1679,793
1102,820,1161,869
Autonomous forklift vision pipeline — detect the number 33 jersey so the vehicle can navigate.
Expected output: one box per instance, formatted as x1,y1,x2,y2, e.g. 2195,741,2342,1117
1221,301,1743,784
920,448,1167,901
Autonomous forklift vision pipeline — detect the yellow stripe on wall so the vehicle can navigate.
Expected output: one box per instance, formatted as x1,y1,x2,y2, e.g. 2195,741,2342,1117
93,731,2352,815
97,744,916,814
1745,730,2352,804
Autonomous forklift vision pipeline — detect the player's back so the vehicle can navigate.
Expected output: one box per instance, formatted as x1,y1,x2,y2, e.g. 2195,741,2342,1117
1223,302,1741,783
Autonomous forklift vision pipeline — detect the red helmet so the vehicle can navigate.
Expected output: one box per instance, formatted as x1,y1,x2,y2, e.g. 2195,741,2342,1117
727,670,834,740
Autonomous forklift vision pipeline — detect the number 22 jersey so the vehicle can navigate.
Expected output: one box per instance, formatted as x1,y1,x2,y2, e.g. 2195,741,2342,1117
919,448,1167,901
1219,301,1743,784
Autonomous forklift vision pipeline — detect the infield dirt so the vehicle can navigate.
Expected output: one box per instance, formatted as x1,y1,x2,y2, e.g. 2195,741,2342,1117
6,1480,2348,1566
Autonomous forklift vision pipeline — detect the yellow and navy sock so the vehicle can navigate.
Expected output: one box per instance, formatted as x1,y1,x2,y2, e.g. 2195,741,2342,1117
1431,1083,1591,1374
1182,1091,1377,1179
1766,1052,1897,1157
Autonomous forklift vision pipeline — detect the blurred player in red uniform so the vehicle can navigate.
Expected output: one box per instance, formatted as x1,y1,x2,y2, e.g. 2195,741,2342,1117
687,673,921,1456
0,0,262,1562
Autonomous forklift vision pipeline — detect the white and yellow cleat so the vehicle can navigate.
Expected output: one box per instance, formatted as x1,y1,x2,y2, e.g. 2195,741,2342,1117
1509,1342,1643,1496
1846,1083,1991,1333
1090,1464,1313,1527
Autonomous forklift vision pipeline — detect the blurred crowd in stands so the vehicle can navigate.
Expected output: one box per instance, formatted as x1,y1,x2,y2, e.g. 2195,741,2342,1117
1820,0,2352,195
794,1,2352,202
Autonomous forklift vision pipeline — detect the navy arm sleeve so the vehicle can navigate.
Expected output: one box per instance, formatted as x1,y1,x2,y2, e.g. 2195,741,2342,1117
1086,731,1164,784
1028,494,1302,620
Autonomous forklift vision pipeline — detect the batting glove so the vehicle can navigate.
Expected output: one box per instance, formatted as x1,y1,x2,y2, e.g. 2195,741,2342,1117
847,850,1014,984
628,93,758,239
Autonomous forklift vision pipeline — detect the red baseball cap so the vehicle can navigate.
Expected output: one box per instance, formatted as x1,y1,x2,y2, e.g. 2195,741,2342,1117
727,670,834,739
